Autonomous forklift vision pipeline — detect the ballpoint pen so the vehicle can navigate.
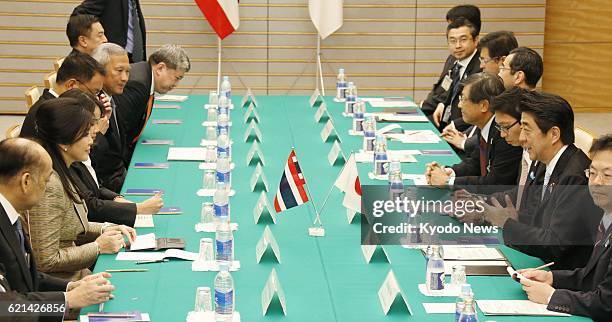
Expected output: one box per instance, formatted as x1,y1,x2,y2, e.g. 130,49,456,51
136,259,169,265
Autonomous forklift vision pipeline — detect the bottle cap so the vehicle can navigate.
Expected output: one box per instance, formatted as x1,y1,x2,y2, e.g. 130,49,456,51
461,283,472,295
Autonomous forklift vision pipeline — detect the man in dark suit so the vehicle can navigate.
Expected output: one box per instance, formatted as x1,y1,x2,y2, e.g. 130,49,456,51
66,14,107,56
499,47,543,90
421,5,481,118
425,73,522,189
20,52,106,138
0,138,114,322
72,0,146,62
90,43,131,193
484,91,602,270
115,44,190,161
518,134,612,321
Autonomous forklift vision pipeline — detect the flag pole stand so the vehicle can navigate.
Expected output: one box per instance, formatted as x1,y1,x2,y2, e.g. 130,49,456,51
217,37,222,95
315,36,325,96
304,180,325,237
317,151,350,217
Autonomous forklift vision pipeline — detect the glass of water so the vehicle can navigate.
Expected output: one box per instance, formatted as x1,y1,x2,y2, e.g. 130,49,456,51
201,202,214,224
209,91,219,105
198,237,214,262
203,170,216,189
451,265,467,286
194,286,212,312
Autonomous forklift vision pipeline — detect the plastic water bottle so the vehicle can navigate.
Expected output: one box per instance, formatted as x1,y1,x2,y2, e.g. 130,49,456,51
373,135,389,176
216,152,231,187
352,101,365,132
218,95,230,116
220,76,232,100
215,221,234,264
458,295,478,322
336,68,347,100
213,182,230,224
425,245,445,294
217,130,231,158
362,116,376,152
214,263,235,321
388,160,403,199
217,113,229,137
455,284,473,322
345,82,357,114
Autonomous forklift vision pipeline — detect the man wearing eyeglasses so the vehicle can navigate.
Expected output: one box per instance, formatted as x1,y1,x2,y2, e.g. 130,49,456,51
516,134,612,320
499,47,543,90
19,52,106,138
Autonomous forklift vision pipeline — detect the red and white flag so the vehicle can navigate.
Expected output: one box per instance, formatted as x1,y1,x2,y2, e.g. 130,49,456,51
309,0,343,40
334,154,361,213
195,0,240,39
274,150,309,213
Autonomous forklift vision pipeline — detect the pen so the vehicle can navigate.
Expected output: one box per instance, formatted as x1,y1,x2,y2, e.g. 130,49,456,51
136,259,169,265
105,269,149,272
530,262,555,271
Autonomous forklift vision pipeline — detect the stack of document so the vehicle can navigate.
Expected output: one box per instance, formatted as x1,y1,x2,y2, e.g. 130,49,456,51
476,300,571,316
386,130,441,143
156,94,188,102
81,312,150,321
436,246,509,275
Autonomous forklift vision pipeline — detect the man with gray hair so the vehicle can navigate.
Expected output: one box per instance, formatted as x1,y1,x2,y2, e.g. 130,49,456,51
90,42,131,193
115,44,190,160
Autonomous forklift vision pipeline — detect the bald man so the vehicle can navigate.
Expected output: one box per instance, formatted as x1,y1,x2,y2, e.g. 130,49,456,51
0,138,114,322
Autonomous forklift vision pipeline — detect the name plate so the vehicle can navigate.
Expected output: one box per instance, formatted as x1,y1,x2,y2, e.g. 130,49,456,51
241,88,259,108
314,102,329,123
253,191,276,224
309,88,323,107
244,120,263,142
255,226,281,263
246,141,266,166
261,268,287,316
244,104,261,123
378,270,413,315
250,163,270,192
327,140,345,166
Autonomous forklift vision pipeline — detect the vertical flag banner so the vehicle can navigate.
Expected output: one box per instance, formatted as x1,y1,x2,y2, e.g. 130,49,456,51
333,154,361,213
274,150,309,213
195,0,240,39
308,0,343,39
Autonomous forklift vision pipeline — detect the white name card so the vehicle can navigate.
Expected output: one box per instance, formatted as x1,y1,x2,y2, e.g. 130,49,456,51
314,102,328,123
246,141,266,166
361,245,391,264
253,191,276,224
241,88,258,108
255,226,281,263
250,163,270,192
378,270,413,315
320,120,338,143
309,88,323,107
327,140,345,166
261,268,287,316
244,120,263,142
243,104,261,124
347,209,358,224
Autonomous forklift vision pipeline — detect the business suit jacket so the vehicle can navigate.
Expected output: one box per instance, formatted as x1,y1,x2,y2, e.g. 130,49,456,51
71,162,137,226
115,61,153,161
503,144,603,270
91,98,128,193
28,171,103,281
0,206,68,322
440,50,482,131
451,118,523,188
547,224,612,321
19,89,57,138
422,55,454,117
72,0,146,58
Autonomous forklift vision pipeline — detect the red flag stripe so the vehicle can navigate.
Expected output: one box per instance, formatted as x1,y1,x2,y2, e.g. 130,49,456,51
194,0,236,39
286,150,309,202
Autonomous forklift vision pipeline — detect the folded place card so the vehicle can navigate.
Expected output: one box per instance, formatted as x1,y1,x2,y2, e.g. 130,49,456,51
361,245,391,263
261,268,287,316
320,120,340,143
253,191,276,224
346,209,358,224
256,226,281,263
327,140,345,166
250,163,270,192
314,102,329,123
167,147,207,161
309,88,323,107
246,141,266,166
152,119,182,125
125,188,163,196
157,207,182,215
196,188,236,197
378,270,413,315
244,120,263,143
153,104,180,109
134,215,154,228
244,104,261,123
141,139,174,145
134,162,170,169
241,88,258,108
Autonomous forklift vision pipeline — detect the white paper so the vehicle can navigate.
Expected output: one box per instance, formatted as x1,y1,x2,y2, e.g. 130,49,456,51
195,222,238,233
442,246,505,261
200,139,233,147
246,141,266,166
360,97,385,103
355,151,418,163
261,268,287,316
129,233,157,251
134,215,154,228
369,101,417,108
256,226,281,263
253,192,276,224
376,114,429,123
205,103,234,110
361,245,390,263
116,251,164,261
320,120,335,142
327,141,344,166
202,121,233,127
192,260,241,272
81,313,151,322
422,303,456,314
198,162,235,170
167,147,207,161
444,260,507,275
376,124,402,135
387,130,441,144
506,266,526,281
417,284,460,297
314,102,328,122
309,89,322,106
156,94,188,102
368,173,427,183
197,189,236,197
476,300,571,316
346,208,357,224
378,270,413,315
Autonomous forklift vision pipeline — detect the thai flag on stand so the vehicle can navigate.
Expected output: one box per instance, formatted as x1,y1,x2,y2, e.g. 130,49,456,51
274,150,309,213
194,0,240,39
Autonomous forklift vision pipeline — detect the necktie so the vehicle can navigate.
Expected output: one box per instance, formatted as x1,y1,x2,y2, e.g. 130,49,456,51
595,221,606,247
111,97,120,137
14,219,27,257
542,173,550,200
442,63,462,123
515,156,530,210
478,136,488,176
130,0,144,62
133,94,154,143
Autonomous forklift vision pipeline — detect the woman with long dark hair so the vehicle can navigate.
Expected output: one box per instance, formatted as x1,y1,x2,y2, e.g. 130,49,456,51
28,95,135,280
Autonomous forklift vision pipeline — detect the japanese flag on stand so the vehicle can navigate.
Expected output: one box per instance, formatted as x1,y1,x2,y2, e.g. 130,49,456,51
195,0,240,39
334,154,361,213
309,0,343,40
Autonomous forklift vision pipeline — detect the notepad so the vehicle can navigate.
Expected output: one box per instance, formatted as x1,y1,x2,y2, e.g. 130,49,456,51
82,312,150,322
156,94,188,102
355,150,418,163
476,300,571,316
157,207,182,215
153,104,180,109
116,249,197,261
387,130,441,143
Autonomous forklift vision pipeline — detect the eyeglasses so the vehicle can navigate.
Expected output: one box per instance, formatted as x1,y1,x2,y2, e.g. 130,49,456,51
479,56,500,65
495,120,520,133
585,169,612,183
76,79,102,97
448,37,472,46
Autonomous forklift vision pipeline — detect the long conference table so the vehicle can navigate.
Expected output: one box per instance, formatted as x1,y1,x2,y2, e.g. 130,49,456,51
81,95,590,321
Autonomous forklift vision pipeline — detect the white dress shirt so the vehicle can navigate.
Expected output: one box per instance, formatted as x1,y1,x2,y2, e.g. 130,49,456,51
542,145,568,200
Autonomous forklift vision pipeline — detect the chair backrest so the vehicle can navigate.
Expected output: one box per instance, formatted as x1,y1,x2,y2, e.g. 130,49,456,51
24,85,41,108
4,124,21,139
575,126,595,155
44,72,57,90
53,56,65,72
